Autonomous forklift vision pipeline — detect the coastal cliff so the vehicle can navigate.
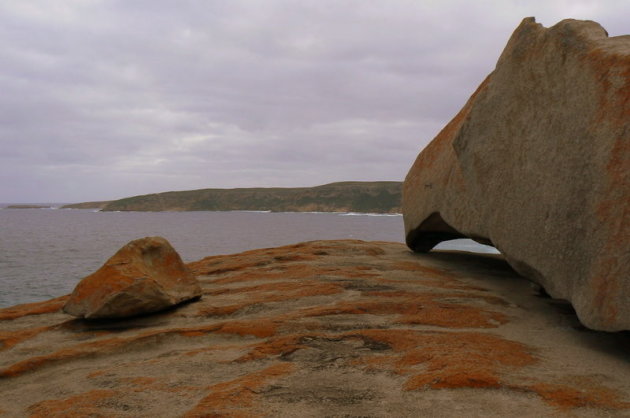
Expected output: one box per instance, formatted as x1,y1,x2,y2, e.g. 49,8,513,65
1,240,628,416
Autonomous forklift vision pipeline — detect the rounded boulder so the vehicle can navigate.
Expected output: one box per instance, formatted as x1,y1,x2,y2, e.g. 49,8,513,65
63,236,201,319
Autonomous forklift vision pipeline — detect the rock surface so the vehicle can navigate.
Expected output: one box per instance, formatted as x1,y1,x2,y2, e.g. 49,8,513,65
63,237,201,319
1,240,628,416
402,18,630,332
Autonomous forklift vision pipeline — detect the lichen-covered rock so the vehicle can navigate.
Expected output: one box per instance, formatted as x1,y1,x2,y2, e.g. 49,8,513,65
1,240,629,416
0,240,630,418
402,18,630,332
63,237,201,319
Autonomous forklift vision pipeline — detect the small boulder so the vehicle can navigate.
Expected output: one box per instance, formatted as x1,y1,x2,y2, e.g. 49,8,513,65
63,236,201,319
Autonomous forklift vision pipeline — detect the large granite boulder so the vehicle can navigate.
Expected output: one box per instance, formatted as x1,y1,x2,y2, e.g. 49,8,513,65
63,237,201,319
402,18,630,332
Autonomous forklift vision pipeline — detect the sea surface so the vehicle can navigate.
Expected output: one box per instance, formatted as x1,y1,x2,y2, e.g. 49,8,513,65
0,207,498,308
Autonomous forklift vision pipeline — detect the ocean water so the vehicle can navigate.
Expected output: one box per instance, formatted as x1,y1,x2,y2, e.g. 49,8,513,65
0,207,497,308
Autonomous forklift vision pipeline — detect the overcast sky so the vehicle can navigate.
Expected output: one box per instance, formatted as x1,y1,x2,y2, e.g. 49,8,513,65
1,1,628,202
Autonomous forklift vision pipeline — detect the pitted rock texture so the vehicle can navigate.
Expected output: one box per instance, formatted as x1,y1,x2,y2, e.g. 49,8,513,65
402,17,630,332
1,240,628,417
63,236,201,319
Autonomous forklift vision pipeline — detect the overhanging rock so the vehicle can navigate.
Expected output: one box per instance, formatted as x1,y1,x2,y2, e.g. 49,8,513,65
402,18,630,332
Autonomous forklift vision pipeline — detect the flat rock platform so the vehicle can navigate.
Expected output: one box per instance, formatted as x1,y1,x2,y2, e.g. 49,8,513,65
1,240,628,417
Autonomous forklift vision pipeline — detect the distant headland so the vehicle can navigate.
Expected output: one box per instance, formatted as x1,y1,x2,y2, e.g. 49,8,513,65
61,181,402,213
5,204,52,209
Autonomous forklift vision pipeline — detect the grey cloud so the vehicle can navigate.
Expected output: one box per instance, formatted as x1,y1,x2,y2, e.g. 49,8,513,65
0,0,628,201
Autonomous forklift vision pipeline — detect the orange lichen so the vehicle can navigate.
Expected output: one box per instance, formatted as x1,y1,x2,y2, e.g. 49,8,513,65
196,303,249,317
187,243,327,276
235,328,534,394
585,47,630,124
196,280,345,318
0,323,225,378
210,263,379,285
385,261,488,291
0,337,134,378
124,376,158,386
188,256,271,277
2,238,629,416
406,370,501,390
579,44,630,321
588,48,630,325
348,329,535,391
27,389,118,418
525,382,630,411
179,330,211,337
182,342,246,358
397,306,506,329
389,261,461,278
0,325,55,350
188,240,388,278
298,291,508,329
219,280,344,299
407,75,490,174
216,320,278,339
87,370,107,379
236,334,311,363
366,289,505,306
0,313,293,378
184,362,295,417
118,376,201,397
0,296,69,321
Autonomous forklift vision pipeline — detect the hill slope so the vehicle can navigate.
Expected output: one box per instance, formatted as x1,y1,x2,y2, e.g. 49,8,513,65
101,181,402,213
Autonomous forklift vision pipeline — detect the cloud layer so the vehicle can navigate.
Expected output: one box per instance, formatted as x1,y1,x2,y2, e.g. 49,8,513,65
1,0,628,202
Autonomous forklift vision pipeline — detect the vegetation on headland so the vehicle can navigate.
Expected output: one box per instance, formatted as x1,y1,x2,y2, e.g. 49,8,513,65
73,182,402,213
61,201,111,210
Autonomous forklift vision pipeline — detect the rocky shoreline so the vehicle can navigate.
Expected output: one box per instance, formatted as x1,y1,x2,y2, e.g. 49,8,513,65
1,239,628,416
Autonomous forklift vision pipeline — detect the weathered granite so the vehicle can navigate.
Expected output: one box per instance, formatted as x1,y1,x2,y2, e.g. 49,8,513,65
63,237,201,319
403,18,630,331
0,240,628,416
